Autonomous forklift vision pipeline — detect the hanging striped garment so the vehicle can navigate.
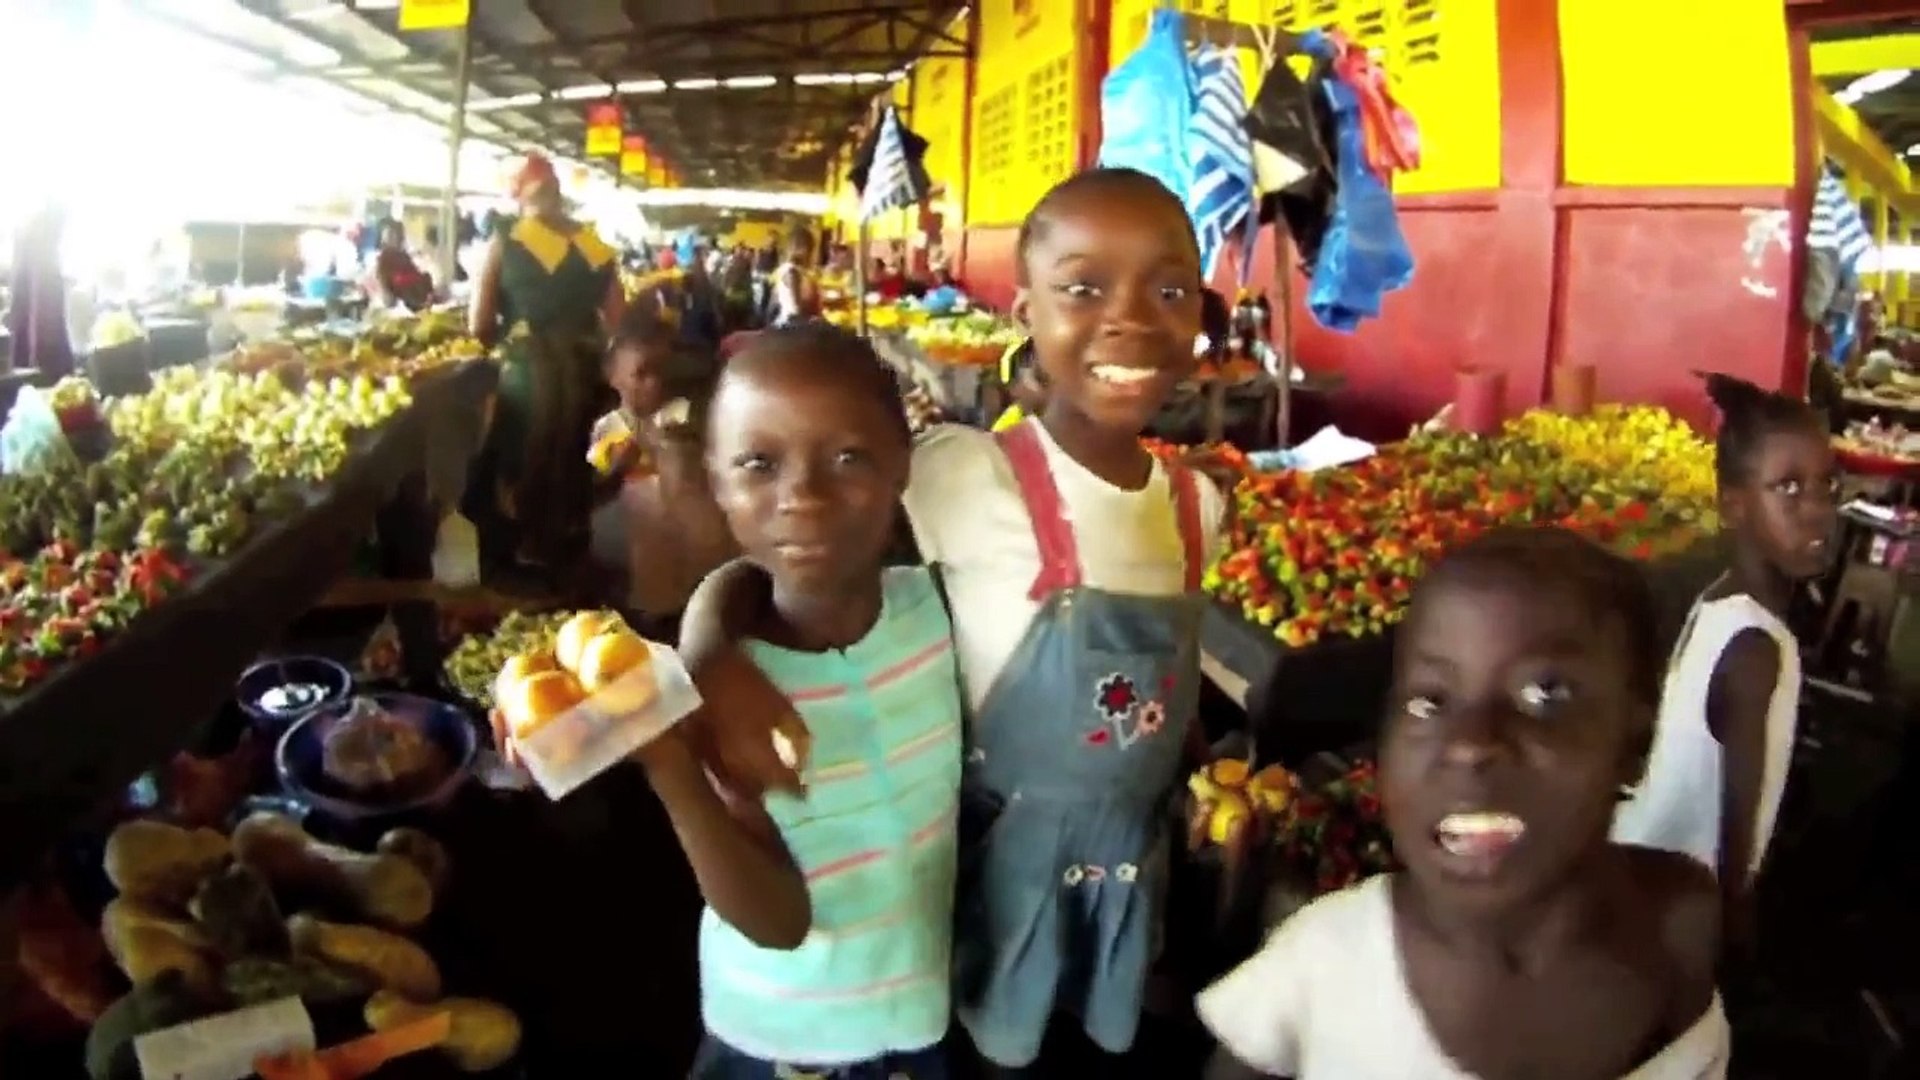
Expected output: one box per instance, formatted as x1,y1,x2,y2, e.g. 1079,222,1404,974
1186,44,1258,282
860,109,920,222
1808,168,1873,273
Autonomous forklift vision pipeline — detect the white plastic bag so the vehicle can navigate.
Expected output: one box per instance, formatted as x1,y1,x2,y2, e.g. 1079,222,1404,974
430,512,480,588
0,386,78,476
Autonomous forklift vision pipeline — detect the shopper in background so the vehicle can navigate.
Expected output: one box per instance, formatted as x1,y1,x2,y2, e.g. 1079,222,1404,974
769,227,821,326
468,151,627,577
719,249,757,333
371,220,433,311
1611,373,1836,957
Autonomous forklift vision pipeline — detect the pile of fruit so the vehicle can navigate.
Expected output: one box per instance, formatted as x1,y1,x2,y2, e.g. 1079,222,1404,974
1503,404,1717,506
0,367,415,692
440,609,587,710
1280,759,1396,894
903,313,1022,367
1205,408,1717,647
228,309,486,383
1188,757,1396,895
29,815,520,1077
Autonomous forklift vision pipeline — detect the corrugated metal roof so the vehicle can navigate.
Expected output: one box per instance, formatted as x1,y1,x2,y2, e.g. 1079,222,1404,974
142,0,970,188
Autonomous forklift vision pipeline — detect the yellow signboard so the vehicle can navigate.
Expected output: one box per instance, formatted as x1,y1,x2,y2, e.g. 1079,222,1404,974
399,0,469,32
584,101,622,157
620,136,649,178
1561,0,1793,188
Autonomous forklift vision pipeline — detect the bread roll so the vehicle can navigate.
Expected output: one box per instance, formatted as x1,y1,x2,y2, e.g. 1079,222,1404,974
576,631,658,715
555,611,621,671
499,670,586,740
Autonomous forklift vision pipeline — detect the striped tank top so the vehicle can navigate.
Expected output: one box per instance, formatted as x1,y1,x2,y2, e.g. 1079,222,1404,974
700,566,963,1065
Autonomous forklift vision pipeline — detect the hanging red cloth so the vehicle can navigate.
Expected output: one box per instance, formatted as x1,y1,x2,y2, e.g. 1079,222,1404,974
1326,30,1421,181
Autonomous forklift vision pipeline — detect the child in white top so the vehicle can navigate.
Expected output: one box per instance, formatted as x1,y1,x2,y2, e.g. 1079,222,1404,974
1611,373,1835,944
1201,528,1728,1079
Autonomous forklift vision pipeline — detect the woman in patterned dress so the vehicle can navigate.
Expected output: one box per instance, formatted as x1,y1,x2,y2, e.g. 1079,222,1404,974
469,153,627,572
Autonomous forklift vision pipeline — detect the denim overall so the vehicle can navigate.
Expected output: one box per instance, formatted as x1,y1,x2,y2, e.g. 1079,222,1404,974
953,421,1206,1068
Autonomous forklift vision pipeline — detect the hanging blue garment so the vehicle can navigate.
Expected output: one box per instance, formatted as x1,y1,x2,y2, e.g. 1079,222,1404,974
1809,168,1873,274
1098,10,1195,205
1302,31,1414,332
1187,45,1258,282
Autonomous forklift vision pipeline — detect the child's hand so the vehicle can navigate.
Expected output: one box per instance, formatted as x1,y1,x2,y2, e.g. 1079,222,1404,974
687,648,809,797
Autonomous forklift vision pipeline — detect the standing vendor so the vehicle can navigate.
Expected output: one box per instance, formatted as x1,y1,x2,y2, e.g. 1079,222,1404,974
468,152,626,574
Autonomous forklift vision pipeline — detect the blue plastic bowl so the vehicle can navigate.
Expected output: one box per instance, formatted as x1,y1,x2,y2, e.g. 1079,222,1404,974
275,693,478,824
235,656,354,733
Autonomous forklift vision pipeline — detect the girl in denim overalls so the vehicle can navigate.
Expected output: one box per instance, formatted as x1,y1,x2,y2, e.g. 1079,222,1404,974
685,169,1225,1074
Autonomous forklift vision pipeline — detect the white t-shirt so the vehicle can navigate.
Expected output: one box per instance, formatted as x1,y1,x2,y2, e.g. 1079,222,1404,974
902,422,1226,712
1610,593,1800,881
1196,876,1730,1079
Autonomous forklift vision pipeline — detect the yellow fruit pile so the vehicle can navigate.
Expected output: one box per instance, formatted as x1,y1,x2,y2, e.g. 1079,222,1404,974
1188,759,1296,847
1505,405,1717,506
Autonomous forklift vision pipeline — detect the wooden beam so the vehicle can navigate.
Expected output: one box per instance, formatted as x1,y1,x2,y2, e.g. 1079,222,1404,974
1813,85,1920,215
1813,33,1920,76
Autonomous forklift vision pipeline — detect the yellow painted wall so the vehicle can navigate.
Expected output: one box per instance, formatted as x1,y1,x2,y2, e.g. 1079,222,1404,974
1560,0,1794,187
967,0,1083,227
911,52,970,240
1106,0,1500,195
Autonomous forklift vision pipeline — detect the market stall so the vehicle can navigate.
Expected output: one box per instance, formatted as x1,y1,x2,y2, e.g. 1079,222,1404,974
0,359,495,891
1172,403,1725,762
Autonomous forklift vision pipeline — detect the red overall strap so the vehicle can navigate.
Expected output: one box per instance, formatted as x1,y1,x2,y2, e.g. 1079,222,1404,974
1166,462,1208,592
995,422,1084,599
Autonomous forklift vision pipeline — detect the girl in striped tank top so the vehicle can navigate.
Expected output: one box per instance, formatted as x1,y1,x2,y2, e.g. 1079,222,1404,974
636,326,961,1079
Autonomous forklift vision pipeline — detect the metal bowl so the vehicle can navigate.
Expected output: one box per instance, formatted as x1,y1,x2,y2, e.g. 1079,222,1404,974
275,692,478,825
235,655,354,734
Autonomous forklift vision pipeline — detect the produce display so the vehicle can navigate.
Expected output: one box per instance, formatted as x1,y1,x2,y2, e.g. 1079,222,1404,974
1187,758,1296,846
902,313,1021,366
228,308,486,382
1835,417,1920,467
1188,757,1395,896
70,814,520,1078
0,366,415,692
439,609,597,710
1193,406,1718,647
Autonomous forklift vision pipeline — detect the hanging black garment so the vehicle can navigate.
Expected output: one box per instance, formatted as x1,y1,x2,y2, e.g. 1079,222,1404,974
1252,61,1340,272
846,109,932,202
1243,55,1330,186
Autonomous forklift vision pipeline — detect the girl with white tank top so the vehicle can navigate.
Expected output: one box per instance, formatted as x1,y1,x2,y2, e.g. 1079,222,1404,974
1610,372,1836,892
1611,589,1801,881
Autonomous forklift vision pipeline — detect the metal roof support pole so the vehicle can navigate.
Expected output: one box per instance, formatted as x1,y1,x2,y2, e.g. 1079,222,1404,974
439,17,475,290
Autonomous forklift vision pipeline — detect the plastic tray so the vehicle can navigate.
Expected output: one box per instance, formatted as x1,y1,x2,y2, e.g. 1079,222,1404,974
511,642,702,800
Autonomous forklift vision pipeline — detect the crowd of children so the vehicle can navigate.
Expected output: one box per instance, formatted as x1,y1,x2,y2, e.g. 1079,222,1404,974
518,165,1838,1079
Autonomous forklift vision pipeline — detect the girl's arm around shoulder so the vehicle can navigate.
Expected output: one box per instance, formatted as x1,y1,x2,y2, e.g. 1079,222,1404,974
678,559,809,797
635,728,811,949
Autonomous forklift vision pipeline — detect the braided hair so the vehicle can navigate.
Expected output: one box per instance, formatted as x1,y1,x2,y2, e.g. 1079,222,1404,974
1697,371,1820,488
